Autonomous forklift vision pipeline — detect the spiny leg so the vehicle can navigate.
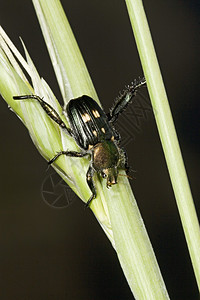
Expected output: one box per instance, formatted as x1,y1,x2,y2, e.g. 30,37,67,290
85,166,96,207
49,151,96,207
107,77,146,123
48,150,88,165
123,149,129,174
13,95,71,135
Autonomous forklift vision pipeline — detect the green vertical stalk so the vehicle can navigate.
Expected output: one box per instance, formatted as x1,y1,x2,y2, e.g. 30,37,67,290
32,0,98,104
125,0,200,291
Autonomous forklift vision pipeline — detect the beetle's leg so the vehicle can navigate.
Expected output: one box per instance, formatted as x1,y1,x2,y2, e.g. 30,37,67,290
118,148,129,174
123,149,130,174
107,77,146,123
49,152,96,207
48,150,88,165
85,166,96,207
13,95,72,135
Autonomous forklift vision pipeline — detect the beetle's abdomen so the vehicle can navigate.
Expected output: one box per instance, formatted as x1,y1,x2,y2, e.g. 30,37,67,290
67,96,115,150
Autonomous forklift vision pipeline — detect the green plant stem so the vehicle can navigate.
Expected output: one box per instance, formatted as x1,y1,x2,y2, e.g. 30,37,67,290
106,181,170,299
32,0,98,103
125,0,200,291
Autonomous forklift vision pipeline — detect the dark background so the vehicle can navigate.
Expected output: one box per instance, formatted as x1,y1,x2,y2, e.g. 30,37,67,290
0,0,199,299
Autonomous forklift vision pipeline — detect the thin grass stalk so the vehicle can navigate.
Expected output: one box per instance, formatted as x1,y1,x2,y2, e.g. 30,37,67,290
125,0,200,291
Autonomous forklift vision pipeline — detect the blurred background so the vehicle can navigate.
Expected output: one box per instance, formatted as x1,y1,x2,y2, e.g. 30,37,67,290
0,0,199,299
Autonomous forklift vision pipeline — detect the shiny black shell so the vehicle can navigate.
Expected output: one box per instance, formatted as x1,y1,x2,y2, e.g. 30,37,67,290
67,95,116,150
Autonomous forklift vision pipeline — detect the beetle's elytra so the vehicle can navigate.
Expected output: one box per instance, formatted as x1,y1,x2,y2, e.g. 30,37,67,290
13,77,146,207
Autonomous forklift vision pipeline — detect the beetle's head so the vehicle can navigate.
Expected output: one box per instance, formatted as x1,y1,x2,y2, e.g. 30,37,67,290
101,167,118,187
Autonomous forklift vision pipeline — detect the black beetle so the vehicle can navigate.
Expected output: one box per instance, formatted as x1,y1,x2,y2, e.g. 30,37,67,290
13,77,146,207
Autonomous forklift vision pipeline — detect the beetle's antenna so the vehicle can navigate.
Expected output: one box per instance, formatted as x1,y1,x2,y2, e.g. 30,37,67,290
108,77,146,123
118,173,133,180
